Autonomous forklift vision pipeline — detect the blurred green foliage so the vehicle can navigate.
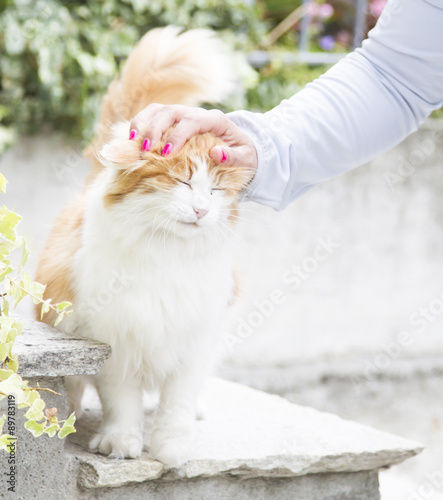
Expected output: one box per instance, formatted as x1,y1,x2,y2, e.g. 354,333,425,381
245,59,327,112
0,0,330,151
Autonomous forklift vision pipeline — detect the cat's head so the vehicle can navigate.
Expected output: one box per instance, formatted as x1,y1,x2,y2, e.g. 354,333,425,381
98,123,250,239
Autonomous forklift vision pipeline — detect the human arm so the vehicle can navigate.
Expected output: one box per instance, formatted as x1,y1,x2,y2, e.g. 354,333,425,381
228,0,443,209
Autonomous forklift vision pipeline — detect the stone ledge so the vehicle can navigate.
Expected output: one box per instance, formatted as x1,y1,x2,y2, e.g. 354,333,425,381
12,318,111,377
69,378,422,490
220,353,443,395
73,448,165,489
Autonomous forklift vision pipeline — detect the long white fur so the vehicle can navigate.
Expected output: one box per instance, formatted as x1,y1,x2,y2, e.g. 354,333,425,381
63,158,236,466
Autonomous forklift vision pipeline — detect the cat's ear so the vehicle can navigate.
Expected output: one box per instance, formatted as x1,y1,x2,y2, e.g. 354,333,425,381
99,139,145,170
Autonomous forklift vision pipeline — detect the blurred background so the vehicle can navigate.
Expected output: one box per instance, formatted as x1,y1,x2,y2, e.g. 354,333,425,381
1,1,443,498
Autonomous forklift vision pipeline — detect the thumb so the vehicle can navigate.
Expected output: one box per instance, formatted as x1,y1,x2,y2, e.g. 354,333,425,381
210,145,258,182
210,145,240,166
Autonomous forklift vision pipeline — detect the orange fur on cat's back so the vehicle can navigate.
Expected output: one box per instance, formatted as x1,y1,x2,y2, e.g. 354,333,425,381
35,197,84,325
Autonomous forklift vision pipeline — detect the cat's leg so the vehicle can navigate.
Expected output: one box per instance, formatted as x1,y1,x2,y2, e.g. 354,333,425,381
89,363,144,459
65,375,87,418
150,368,203,467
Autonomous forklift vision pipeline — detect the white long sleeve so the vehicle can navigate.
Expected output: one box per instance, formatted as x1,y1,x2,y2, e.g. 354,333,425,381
229,0,443,210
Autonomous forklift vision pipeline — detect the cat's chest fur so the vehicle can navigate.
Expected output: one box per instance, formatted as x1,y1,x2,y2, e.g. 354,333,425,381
69,187,234,375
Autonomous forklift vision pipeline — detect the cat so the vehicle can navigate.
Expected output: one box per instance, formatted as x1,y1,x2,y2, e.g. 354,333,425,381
35,26,249,467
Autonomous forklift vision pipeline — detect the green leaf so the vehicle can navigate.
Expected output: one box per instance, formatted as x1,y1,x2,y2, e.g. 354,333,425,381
0,206,22,243
44,423,59,438
0,261,13,282
65,412,76,427
6,356,18,373
24,419,45,437
0,342,13,362
0,369,14,381
20,237,30,267
5,324,19,343
9,281,26,308
19,272,46,304
30,280,46,304
0,434,15,452
1,297,9,316
24,397,45,421
54,314,64,327
40,299,52,319
0,316,15,334
13,320,23,335
25,389,39,406
0,174,8,193
18,389,39,409
58,425,76,439
58,412,76,439
0,373,27,403
0,241,14,261
56,301,71,312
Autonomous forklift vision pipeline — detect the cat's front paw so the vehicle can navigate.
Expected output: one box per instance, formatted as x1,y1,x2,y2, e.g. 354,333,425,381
89,432,142,459
149,430,192,468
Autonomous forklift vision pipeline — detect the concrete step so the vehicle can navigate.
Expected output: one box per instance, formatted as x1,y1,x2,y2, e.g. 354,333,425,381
220,353,443,499
68,377,422,500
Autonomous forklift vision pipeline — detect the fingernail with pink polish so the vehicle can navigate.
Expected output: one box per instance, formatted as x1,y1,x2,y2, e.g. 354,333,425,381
142,138,151,152
129,129,138,140
162,143,172,156
220,149,227,163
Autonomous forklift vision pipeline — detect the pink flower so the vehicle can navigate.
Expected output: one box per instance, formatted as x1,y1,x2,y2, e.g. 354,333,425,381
306,2,334,20
306,2,319,17
336,30,351,47
318,3,334,20
370,0,387,17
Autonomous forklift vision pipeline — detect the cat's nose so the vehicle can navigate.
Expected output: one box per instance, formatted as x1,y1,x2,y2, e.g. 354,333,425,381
194,207,208,219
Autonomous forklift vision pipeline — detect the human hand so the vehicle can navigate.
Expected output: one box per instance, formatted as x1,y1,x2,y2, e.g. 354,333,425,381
129,104,257,181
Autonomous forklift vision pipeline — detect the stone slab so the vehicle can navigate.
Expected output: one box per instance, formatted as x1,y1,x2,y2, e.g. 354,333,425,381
69,378,422,489
12,319,111,377
77,471,381,500
75,448,164,489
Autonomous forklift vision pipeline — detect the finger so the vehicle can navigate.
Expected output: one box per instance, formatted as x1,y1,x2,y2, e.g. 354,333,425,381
164,109,230,154
210,145,257,181
130,104,190,150
141,105,197,152
129,103,163,140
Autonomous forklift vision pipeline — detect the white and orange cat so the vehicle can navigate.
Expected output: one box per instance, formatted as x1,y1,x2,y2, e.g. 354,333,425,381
36,27,249,467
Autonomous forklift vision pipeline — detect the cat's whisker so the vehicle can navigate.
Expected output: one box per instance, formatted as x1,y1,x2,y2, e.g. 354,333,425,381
221,206,269,220
146,209,171,248
128,204,169,229
219,210,272,228
163,217,175,252
215,219,251,262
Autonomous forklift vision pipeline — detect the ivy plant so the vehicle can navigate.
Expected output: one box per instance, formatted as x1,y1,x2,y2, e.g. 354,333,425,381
0,174,74,451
